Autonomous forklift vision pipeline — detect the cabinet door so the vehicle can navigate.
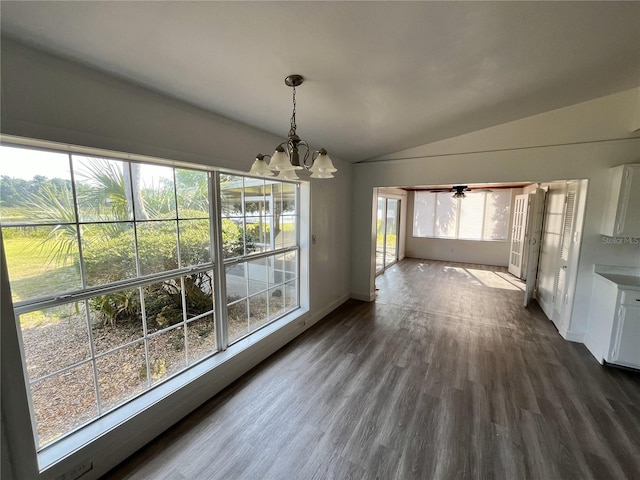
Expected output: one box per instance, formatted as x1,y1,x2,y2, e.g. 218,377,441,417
612,305,640,368
618,165,640,236
601,164,640,237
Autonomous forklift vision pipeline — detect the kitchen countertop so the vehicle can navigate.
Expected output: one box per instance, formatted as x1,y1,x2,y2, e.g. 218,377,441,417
594,272,640,290
594,265,640,290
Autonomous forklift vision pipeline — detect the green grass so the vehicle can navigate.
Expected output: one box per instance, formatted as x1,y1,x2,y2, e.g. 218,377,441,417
0,207,31,224
376,233,397,247
3,235,80,304
3,235,52,276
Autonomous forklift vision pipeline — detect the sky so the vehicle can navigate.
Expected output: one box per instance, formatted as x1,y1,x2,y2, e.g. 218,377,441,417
0,145,70,180
0,145,173,184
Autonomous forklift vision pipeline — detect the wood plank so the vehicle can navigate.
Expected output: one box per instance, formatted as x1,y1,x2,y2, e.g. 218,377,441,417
104,259,640,480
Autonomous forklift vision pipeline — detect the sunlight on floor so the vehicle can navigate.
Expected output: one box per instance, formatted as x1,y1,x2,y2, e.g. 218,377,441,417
442,266,468,275
466,269,524,291
413,263,525,292
494,272,526,291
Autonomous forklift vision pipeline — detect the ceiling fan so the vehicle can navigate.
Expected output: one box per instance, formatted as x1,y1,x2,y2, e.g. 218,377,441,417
452,185,470,198
422,185,493,198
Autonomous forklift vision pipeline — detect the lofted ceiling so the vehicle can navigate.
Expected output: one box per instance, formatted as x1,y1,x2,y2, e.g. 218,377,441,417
1,1,639,162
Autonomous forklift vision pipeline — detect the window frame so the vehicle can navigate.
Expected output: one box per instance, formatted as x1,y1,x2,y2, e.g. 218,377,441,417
0,139,303,470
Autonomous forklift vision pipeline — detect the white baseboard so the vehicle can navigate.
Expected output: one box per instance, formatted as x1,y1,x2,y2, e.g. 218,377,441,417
350,291,375,302
559,327,585,343
583,333,605,365
306,293,351,328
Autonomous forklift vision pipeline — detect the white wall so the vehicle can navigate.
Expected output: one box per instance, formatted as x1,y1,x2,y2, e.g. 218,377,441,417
372,88,640,162
406,237,511,267
351,89,640,342
0,39,352,479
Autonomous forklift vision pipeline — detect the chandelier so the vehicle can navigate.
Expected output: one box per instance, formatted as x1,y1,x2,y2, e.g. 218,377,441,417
249,75,337,180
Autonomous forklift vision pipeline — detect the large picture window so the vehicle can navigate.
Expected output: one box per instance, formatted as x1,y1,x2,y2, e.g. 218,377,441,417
0,144,300,450
413,190,512,241
220,175,298,344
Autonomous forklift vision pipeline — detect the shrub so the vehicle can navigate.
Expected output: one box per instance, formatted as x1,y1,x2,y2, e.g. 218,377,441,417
222,218,244,257
87,220,223,330
91,290,140,328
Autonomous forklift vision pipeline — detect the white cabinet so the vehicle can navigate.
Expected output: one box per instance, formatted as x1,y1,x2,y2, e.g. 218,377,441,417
609,290,640,368
585,276,640,369
600,164,640,237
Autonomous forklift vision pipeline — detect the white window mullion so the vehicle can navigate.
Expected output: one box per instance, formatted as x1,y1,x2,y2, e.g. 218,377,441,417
83,297,103,415
180,276,189,364
173,169,182,269
295,184,301,308
210,171,228,351
455,197,461,238
431,194,436,237
270,185,276,249
480,192,488,240
67,154,88,290
128,162,143,279
139,285,152,389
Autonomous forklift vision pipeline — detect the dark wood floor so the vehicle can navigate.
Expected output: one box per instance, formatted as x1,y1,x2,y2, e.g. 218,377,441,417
105,259,640,480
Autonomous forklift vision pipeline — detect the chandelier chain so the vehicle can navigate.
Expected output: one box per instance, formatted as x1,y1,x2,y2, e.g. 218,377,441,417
289,86,297,137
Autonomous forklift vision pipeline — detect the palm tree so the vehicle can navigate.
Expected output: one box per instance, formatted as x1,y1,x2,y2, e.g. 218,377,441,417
22,182,77,266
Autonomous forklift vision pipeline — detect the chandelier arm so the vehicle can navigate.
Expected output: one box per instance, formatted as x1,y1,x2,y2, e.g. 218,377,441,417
277,141,289,152
276,141,293,167
296,141,313,169
310,149,321,169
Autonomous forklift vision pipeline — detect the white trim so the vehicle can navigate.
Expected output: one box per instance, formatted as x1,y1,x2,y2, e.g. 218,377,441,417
350,291,376,302
558,328,584,343
305,293,351,327
583,333,605,364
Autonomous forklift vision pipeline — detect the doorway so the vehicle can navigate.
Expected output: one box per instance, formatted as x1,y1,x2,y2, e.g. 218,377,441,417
368,181,587,340
532,180,586,335
508,189,547,306
376,196,400,275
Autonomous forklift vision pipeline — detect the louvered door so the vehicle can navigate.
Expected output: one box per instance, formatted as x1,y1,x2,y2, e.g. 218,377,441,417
524,188,546,307
552,183,578,329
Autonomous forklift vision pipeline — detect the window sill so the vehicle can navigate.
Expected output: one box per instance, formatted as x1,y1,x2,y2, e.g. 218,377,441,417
38,307,307,473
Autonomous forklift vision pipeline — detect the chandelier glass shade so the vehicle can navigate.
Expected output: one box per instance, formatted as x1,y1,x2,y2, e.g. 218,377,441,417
249,75,337,180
